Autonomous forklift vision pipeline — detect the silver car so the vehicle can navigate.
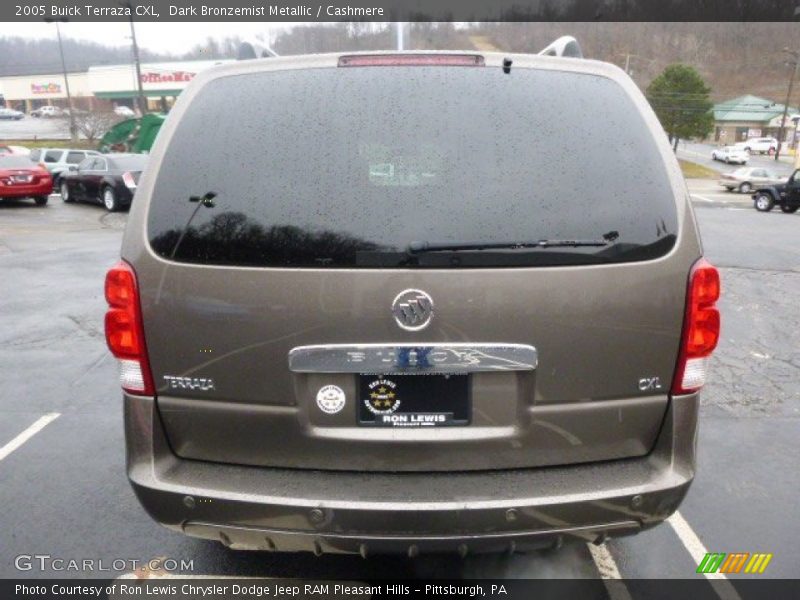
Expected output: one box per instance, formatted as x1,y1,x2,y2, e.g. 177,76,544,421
711,146,749,164
29,148,101,188
718,167,786,193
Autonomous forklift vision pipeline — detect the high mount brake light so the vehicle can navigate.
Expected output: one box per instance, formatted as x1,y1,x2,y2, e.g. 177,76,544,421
338,54,485,67
104,260,154,395
671,259,721,395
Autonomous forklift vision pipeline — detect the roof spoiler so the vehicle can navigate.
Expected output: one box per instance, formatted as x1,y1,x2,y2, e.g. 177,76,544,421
237,40,279,60
538,36,583,59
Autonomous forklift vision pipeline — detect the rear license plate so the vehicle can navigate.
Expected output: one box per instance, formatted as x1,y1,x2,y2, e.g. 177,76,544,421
358,374,470,427
12,175,32,183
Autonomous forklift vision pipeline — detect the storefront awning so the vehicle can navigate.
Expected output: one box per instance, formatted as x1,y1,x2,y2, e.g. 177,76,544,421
94,89,183,99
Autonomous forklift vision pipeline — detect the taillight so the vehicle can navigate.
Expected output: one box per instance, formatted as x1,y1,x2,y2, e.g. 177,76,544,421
122,171,136,189
671,259,721,395
338,54,485,67
104,260,154,395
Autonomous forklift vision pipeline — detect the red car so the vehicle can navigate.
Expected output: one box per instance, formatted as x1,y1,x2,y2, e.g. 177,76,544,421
0,155,52,205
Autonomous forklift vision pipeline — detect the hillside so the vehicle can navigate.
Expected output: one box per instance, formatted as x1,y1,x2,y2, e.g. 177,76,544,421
1,23,796,103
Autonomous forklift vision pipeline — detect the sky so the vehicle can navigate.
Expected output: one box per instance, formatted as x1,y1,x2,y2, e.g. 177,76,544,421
0,22,305,54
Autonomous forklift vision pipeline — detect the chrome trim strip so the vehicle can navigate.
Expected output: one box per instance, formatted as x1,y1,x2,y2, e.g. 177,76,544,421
288,343,537,374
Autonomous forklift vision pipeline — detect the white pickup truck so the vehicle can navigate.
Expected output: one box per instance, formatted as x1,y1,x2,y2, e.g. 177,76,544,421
31,105,64,118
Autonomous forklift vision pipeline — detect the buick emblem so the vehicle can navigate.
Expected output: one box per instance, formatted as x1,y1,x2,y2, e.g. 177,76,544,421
392,289,434,331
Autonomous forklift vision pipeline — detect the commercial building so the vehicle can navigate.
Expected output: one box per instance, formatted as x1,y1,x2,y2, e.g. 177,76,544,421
710,95,799,145
87,60,230,112
0,71,92,112
0,60,230,114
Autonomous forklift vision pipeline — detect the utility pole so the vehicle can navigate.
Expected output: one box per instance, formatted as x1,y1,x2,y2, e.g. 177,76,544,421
617,53,655,78
121,1,147,115
775,48,799,161
45,18,77,142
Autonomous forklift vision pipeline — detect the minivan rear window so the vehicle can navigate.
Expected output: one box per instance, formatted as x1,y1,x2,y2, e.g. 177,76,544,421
148,66,678,268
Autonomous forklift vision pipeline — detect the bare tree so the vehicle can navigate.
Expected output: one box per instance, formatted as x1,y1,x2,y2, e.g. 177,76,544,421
70,111,123,142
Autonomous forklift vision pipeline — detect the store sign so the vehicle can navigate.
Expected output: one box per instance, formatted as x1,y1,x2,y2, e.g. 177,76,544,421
139,71,196,85
30,83,62,95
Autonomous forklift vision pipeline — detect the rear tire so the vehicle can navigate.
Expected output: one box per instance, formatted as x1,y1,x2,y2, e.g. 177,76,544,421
34,196,48,206
738,182,752,194
60,181,73,202
102,186,119,212
754,193,774,212
780,205,798,214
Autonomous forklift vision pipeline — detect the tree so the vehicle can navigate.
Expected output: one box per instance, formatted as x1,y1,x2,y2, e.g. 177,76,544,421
71,110,123,142
646,64,714,151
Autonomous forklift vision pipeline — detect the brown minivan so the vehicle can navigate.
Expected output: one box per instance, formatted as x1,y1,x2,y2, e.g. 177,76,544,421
105,47,720,555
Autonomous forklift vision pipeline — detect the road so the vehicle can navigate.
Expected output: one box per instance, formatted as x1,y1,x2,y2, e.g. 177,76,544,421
0,186,797,589
677,141,797,178
0,116,71,140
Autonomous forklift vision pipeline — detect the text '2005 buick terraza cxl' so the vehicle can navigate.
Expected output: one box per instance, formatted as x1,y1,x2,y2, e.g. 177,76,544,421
104,46,721,556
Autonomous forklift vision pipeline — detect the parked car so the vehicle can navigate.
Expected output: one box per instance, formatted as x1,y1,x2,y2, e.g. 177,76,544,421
60,153,147,211
30,105,63,118
107,48,721,555
0,154,52,205
0,107,24,120
718,167,785,193
735,137,778,155
29,148,101,189
711,146,749,164
114,105,136,118
752,167,800,213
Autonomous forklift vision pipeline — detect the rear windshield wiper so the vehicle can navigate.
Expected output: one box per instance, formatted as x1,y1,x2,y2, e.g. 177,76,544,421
168,191,217,259
407,231,619,254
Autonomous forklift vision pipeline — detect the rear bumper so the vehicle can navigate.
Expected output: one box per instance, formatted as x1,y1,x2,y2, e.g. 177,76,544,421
0,182,52,198
125,393,698,555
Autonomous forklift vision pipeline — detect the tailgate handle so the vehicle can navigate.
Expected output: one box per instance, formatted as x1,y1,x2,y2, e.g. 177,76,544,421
288,344,537,374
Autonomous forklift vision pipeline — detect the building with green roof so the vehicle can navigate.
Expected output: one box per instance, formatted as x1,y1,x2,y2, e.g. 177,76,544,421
710,95,799,145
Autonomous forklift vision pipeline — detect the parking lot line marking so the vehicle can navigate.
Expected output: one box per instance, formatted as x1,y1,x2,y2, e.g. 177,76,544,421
667,511,742,600
587,543,632,600
692,195,716,203
0,412,60,462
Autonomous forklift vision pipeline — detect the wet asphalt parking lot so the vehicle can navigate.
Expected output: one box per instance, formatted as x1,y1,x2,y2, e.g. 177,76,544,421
0,182,797,592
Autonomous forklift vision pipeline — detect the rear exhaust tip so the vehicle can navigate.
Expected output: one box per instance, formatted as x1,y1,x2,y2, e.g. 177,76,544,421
359,544,369,559
408,544,419,558
593,532,608,546
313,540,323,556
